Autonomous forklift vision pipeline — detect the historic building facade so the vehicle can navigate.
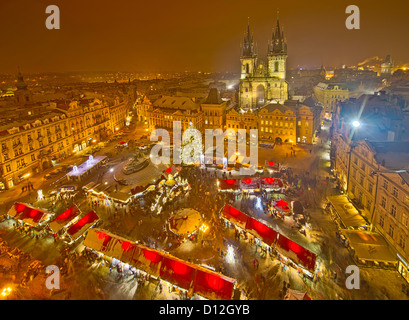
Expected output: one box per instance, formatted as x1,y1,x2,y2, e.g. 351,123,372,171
226,109,258,137
238,16,288,109
146,96,203,134
314,82,349,119
0,75,129,190
201,88,228,131
375,171,409,278
225,100,320,145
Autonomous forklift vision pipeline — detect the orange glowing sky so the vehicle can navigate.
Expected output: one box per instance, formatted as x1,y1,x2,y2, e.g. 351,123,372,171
0,0,408,73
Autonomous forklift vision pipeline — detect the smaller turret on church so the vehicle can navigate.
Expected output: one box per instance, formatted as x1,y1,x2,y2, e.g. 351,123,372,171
267,12,288,80
240,19,257,79
14,68,33,105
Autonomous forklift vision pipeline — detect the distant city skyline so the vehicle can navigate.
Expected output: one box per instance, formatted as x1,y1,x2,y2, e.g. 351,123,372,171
0,0,408,73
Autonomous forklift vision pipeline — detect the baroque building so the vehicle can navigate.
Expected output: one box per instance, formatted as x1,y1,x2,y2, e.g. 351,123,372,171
201,88,228,131
0,73,129,190
239,15,288,110
146,96,203,134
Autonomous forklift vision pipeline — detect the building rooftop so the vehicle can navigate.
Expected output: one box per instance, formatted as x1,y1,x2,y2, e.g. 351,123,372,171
153,96,200,111
203,88,223,105
368,141,409,170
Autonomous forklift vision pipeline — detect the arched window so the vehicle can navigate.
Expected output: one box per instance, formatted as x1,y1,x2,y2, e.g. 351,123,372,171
274,62,279,72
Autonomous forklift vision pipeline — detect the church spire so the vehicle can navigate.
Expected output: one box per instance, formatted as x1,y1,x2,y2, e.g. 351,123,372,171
16,66,28,91
269,11,287,55
242,18,255,57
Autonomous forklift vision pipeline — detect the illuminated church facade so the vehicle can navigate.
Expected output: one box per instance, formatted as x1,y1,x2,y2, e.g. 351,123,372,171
239,15,288,110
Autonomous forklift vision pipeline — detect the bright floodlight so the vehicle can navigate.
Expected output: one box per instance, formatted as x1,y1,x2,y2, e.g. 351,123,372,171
352,121,360,128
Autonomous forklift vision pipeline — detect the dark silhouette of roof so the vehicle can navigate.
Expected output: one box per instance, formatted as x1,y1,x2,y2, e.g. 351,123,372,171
203,88,222,105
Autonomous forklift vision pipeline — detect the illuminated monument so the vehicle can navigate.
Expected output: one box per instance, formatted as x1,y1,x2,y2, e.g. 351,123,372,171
239,13,288,109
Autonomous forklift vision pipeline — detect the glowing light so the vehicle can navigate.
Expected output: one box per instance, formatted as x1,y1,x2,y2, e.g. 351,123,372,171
37,190,44,201
255,197,262,210
352,121,360,128
199,223,209,233
1,287,12,298
226,245,235,264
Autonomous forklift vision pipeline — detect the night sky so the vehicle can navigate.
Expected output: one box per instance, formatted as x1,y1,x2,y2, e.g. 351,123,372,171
1,0,408,73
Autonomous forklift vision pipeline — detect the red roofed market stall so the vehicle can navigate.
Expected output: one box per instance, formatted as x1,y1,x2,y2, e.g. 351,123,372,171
218,179,240,191
220,204,317,276
83,228,236,300
7,202,52,228
218,177,286,193
48,205,81,235
66,211,100,243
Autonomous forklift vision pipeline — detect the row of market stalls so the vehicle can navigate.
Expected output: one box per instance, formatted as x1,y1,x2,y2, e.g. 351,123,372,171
221,204,317,277
217,177,285,193
327,195,398,269
83,228,236,300
6,202,100,244
82,165,188,214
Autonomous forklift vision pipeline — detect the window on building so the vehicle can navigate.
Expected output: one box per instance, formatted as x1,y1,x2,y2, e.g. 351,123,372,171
379,215,384,228
400,235,406,250
403,214,409,227
393,187,399,198
381,196,386,208
388,224,394,238
384,180,389,190
368,183,373,194
366,199,372,210
391,205,397,218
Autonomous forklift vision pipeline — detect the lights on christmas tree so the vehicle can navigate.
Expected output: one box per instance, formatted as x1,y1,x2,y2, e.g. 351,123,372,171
181,126,203,165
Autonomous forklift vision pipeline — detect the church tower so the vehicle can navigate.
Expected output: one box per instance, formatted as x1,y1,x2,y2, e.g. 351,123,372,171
240,19,257,79
14,68,33,105
267,12,287,80
239,14,288,110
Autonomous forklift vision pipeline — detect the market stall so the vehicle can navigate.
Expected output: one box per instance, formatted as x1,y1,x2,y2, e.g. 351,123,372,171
65,210,100,243
66,155,107,182
48,205,81,235
7,202,52,229
83,228,236,300
340,229,397,268
239,178,260,192
327,195,368,230
168,208,202,237
271,199,290,216
220,204,317,276
284,289,311,300
260,177,284,191
217,179,241,192
265,160,280,172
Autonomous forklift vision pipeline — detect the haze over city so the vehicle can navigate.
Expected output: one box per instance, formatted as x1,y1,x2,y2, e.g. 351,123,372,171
1,0,408,73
